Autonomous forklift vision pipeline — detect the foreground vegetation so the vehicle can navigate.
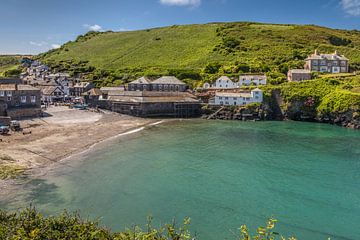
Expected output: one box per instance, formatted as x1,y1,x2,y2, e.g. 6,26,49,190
38,22,360,87
0,207,296,240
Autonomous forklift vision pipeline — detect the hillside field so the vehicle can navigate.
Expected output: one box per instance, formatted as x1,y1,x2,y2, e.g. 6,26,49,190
39,22,360,86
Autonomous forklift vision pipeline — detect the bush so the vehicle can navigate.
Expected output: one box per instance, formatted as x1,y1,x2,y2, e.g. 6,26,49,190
0,207,297,240
203,63,222,74
328,36,352,46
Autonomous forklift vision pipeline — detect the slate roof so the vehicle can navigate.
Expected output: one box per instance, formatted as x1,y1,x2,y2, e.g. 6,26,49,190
83,88,102,96
40,86,64,95
129,77,151,84
217,76,232,81
289,69,311,74
152,76,186,85
0,84,40,91
215,92,252,98
306,52,349,61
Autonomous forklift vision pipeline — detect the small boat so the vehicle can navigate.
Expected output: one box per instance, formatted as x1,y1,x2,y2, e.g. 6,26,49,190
73,104,89,110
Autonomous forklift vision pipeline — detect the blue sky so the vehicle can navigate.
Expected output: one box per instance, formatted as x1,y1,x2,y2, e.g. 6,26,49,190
0,0,359,54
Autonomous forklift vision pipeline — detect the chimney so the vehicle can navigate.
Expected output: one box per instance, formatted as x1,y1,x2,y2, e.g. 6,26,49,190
15,84,18,91
314,49,319,55
334,50,339,55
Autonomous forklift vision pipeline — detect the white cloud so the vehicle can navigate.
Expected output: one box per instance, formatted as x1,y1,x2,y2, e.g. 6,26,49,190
159,0,201,7
29,41,48,47
83,24,104,31
341,0,360,16
51,44,61,49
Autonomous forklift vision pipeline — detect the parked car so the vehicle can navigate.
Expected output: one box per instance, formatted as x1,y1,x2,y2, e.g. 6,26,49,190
10,120,21,131
0,125,10,135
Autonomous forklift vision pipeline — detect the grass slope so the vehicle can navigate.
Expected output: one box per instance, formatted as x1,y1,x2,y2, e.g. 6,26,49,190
40,22,360,84
0,55,21,77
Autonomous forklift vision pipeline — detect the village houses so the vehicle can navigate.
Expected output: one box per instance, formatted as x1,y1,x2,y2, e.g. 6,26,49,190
0,84,41,118
287,69,312,82
208,74,267,89
305,50,349,73
213,88,263,106
128,76,187,92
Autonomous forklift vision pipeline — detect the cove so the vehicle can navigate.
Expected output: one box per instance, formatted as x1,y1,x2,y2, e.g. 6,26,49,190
1,120,360,240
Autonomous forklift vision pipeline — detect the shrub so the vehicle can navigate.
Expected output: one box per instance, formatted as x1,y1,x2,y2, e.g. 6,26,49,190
0,208,297,240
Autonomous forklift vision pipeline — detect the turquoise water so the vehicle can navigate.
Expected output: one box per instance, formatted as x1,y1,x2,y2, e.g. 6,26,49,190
1,120,360,240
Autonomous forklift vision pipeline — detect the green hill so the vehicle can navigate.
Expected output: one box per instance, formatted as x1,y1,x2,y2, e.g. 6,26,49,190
0,55,22,77
39,22,360,86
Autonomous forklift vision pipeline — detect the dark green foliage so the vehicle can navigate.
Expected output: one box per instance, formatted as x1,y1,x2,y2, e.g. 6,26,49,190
0,207,194,240
204,62,222,74
328,35,352,46
0,208,297,240
223,37,241,49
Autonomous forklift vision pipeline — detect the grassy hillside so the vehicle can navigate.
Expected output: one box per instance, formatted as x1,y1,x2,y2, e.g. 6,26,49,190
0,55,21,77
39,22,360,86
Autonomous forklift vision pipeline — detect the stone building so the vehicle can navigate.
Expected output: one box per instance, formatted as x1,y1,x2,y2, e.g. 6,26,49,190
0,84,41,118
128,77,151,91
70,81,95,97
87,90,201,118
128,76,187,92
305,50,349,73
0,78,23,85
151,76,187,92
287,69,312,82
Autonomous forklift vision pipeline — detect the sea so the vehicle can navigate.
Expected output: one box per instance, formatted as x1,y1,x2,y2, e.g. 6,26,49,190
1,120,360,240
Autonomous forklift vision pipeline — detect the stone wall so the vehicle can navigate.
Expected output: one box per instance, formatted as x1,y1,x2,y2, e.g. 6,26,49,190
6,108,42,119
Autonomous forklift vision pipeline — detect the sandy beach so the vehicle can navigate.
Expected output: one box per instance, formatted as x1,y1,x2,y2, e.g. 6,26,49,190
0,106,158,182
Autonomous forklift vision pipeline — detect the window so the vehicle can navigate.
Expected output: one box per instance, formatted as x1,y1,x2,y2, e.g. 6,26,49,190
6,91,12,97
313,61,318,66
0,91,4,97
220,101,224,105
234,102,237,105
225,97,229,100
320,60,326,66
225,102,229,105
7,97,11,101
219,97,223,100
21,96,27,103
233,97,237,100
31,96,36,103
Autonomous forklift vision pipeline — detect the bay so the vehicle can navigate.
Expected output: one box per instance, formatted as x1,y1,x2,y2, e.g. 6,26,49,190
1,120,360,240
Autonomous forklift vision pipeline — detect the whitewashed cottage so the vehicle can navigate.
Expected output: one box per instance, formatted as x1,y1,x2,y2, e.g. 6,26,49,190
238,75,267,86
214,88,263,106
214,76,236,88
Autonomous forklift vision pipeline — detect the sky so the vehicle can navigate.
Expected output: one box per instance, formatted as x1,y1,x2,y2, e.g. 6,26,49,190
0,0,359,54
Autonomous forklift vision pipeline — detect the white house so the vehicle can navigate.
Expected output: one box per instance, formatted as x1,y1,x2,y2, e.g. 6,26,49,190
214,76,236,89
40,86,66,103
238,75,267,86
214,88,263,106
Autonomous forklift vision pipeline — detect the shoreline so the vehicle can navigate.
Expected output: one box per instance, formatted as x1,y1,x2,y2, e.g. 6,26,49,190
0,107,167,189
